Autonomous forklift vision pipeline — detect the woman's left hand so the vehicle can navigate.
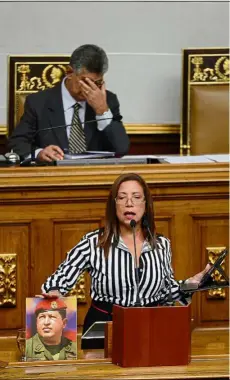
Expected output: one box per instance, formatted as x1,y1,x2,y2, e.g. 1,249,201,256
186,263,212,285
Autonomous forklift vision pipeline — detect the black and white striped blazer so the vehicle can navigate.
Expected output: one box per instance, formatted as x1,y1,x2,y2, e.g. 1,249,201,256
42,229,189,306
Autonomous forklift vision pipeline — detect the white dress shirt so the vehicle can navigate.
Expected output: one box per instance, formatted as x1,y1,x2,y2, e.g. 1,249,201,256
61,78,113,136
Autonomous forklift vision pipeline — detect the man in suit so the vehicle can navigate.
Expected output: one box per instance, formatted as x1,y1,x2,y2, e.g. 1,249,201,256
8,44,130,162
26,298,76,360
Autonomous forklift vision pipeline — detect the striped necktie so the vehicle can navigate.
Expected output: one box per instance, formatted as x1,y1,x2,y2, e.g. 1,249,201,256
68,103,87,153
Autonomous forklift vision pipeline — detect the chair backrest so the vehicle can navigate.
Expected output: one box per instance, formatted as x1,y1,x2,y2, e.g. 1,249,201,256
181,48,229,155
8,56,70,137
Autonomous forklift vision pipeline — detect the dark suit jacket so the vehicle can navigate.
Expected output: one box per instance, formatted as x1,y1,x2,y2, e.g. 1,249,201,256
8,84,130,157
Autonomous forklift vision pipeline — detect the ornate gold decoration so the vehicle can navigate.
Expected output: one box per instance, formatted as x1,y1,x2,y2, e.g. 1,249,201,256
215,57,230,80
18,65,31,90
206,247,227,299
191,55,229,83
0,253,17,307
16,63,67,92
42,64,67,88
67,273,86,303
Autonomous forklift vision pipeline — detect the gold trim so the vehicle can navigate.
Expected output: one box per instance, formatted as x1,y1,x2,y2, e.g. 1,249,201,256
0,125,7,136
0,124,180,137
9,54,70,57
190,82,229,86
124,124,180,134
0,253,17,308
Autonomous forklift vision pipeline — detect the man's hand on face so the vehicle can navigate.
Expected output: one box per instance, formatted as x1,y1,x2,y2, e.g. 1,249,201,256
79,78,108,115
37,145,64,162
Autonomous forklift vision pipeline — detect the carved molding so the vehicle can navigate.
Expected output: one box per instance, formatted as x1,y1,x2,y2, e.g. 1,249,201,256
66,273,86,303
206,247,227,299
0,253,17,307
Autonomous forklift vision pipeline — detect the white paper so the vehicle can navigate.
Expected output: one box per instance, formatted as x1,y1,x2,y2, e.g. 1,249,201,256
204,154,230,163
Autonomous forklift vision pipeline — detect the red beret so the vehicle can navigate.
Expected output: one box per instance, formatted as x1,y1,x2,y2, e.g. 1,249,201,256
35,298,67,313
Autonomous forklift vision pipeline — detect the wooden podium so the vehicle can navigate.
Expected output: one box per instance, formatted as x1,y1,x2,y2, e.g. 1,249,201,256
112,304,191,367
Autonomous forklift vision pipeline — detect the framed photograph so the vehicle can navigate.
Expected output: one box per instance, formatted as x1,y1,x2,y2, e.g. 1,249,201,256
25,296,77,361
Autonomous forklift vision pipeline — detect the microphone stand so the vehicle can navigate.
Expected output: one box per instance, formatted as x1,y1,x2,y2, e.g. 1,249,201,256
130,220,141,307
143,217,173,305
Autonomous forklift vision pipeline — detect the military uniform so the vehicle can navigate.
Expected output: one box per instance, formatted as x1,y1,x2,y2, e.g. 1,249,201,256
26,333,76,360
26,298,76,361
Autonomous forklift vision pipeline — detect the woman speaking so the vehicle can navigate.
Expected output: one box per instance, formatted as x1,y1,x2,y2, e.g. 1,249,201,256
41,173,210,347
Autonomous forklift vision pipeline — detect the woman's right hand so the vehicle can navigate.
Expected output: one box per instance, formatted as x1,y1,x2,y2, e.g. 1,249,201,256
35,290,62,298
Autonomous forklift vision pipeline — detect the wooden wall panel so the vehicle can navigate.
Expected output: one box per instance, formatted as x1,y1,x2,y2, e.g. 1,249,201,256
155,216,173,241
0,163,228,332
0,222,30,329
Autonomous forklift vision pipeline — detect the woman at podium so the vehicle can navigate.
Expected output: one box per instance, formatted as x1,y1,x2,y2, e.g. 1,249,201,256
41,173,210,348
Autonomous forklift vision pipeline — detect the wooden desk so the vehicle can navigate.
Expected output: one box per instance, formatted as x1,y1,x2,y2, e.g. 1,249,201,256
0,328,229,379
0,163,228,329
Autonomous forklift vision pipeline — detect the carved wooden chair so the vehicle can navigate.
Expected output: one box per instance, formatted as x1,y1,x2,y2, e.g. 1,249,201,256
181,48,229,155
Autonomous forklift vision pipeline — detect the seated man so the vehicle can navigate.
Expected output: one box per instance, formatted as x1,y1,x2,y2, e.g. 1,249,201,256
26,298,76,361
8,44,130,162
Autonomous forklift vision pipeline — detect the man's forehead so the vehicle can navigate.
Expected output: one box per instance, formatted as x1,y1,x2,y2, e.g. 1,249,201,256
77,69,103,80
37,310,60,317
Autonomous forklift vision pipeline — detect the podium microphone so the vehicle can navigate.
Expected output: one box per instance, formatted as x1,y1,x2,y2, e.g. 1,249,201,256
142,216,173,304
130,219,141,307
20,115,122,166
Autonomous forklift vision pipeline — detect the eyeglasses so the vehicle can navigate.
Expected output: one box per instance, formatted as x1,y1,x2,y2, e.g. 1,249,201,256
93,79,104,89
115,196,145,205
81,76,104,89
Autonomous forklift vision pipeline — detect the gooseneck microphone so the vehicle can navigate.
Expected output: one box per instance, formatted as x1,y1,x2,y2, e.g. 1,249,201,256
142,216,173,305
20,115,122,166
130,219,141,307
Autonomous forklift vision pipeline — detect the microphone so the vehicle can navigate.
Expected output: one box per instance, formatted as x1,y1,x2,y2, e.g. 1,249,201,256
20,115,122,166
130,219,141,307
142,216,173,305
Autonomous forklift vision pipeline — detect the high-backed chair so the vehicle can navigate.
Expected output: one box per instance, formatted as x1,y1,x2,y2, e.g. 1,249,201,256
181,48,229,155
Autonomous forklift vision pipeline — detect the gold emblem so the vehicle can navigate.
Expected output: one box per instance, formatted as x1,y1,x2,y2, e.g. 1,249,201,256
215,56,230,81
51,301,58,309
191,55,230,82
17,63,67,91
42,64,67,88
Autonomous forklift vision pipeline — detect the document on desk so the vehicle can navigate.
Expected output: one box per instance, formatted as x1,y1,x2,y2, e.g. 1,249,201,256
64,151,115,160
160,155,212,164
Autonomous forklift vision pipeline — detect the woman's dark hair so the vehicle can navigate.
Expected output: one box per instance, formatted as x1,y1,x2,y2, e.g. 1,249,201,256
70,44,108,74
98,173,156,258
